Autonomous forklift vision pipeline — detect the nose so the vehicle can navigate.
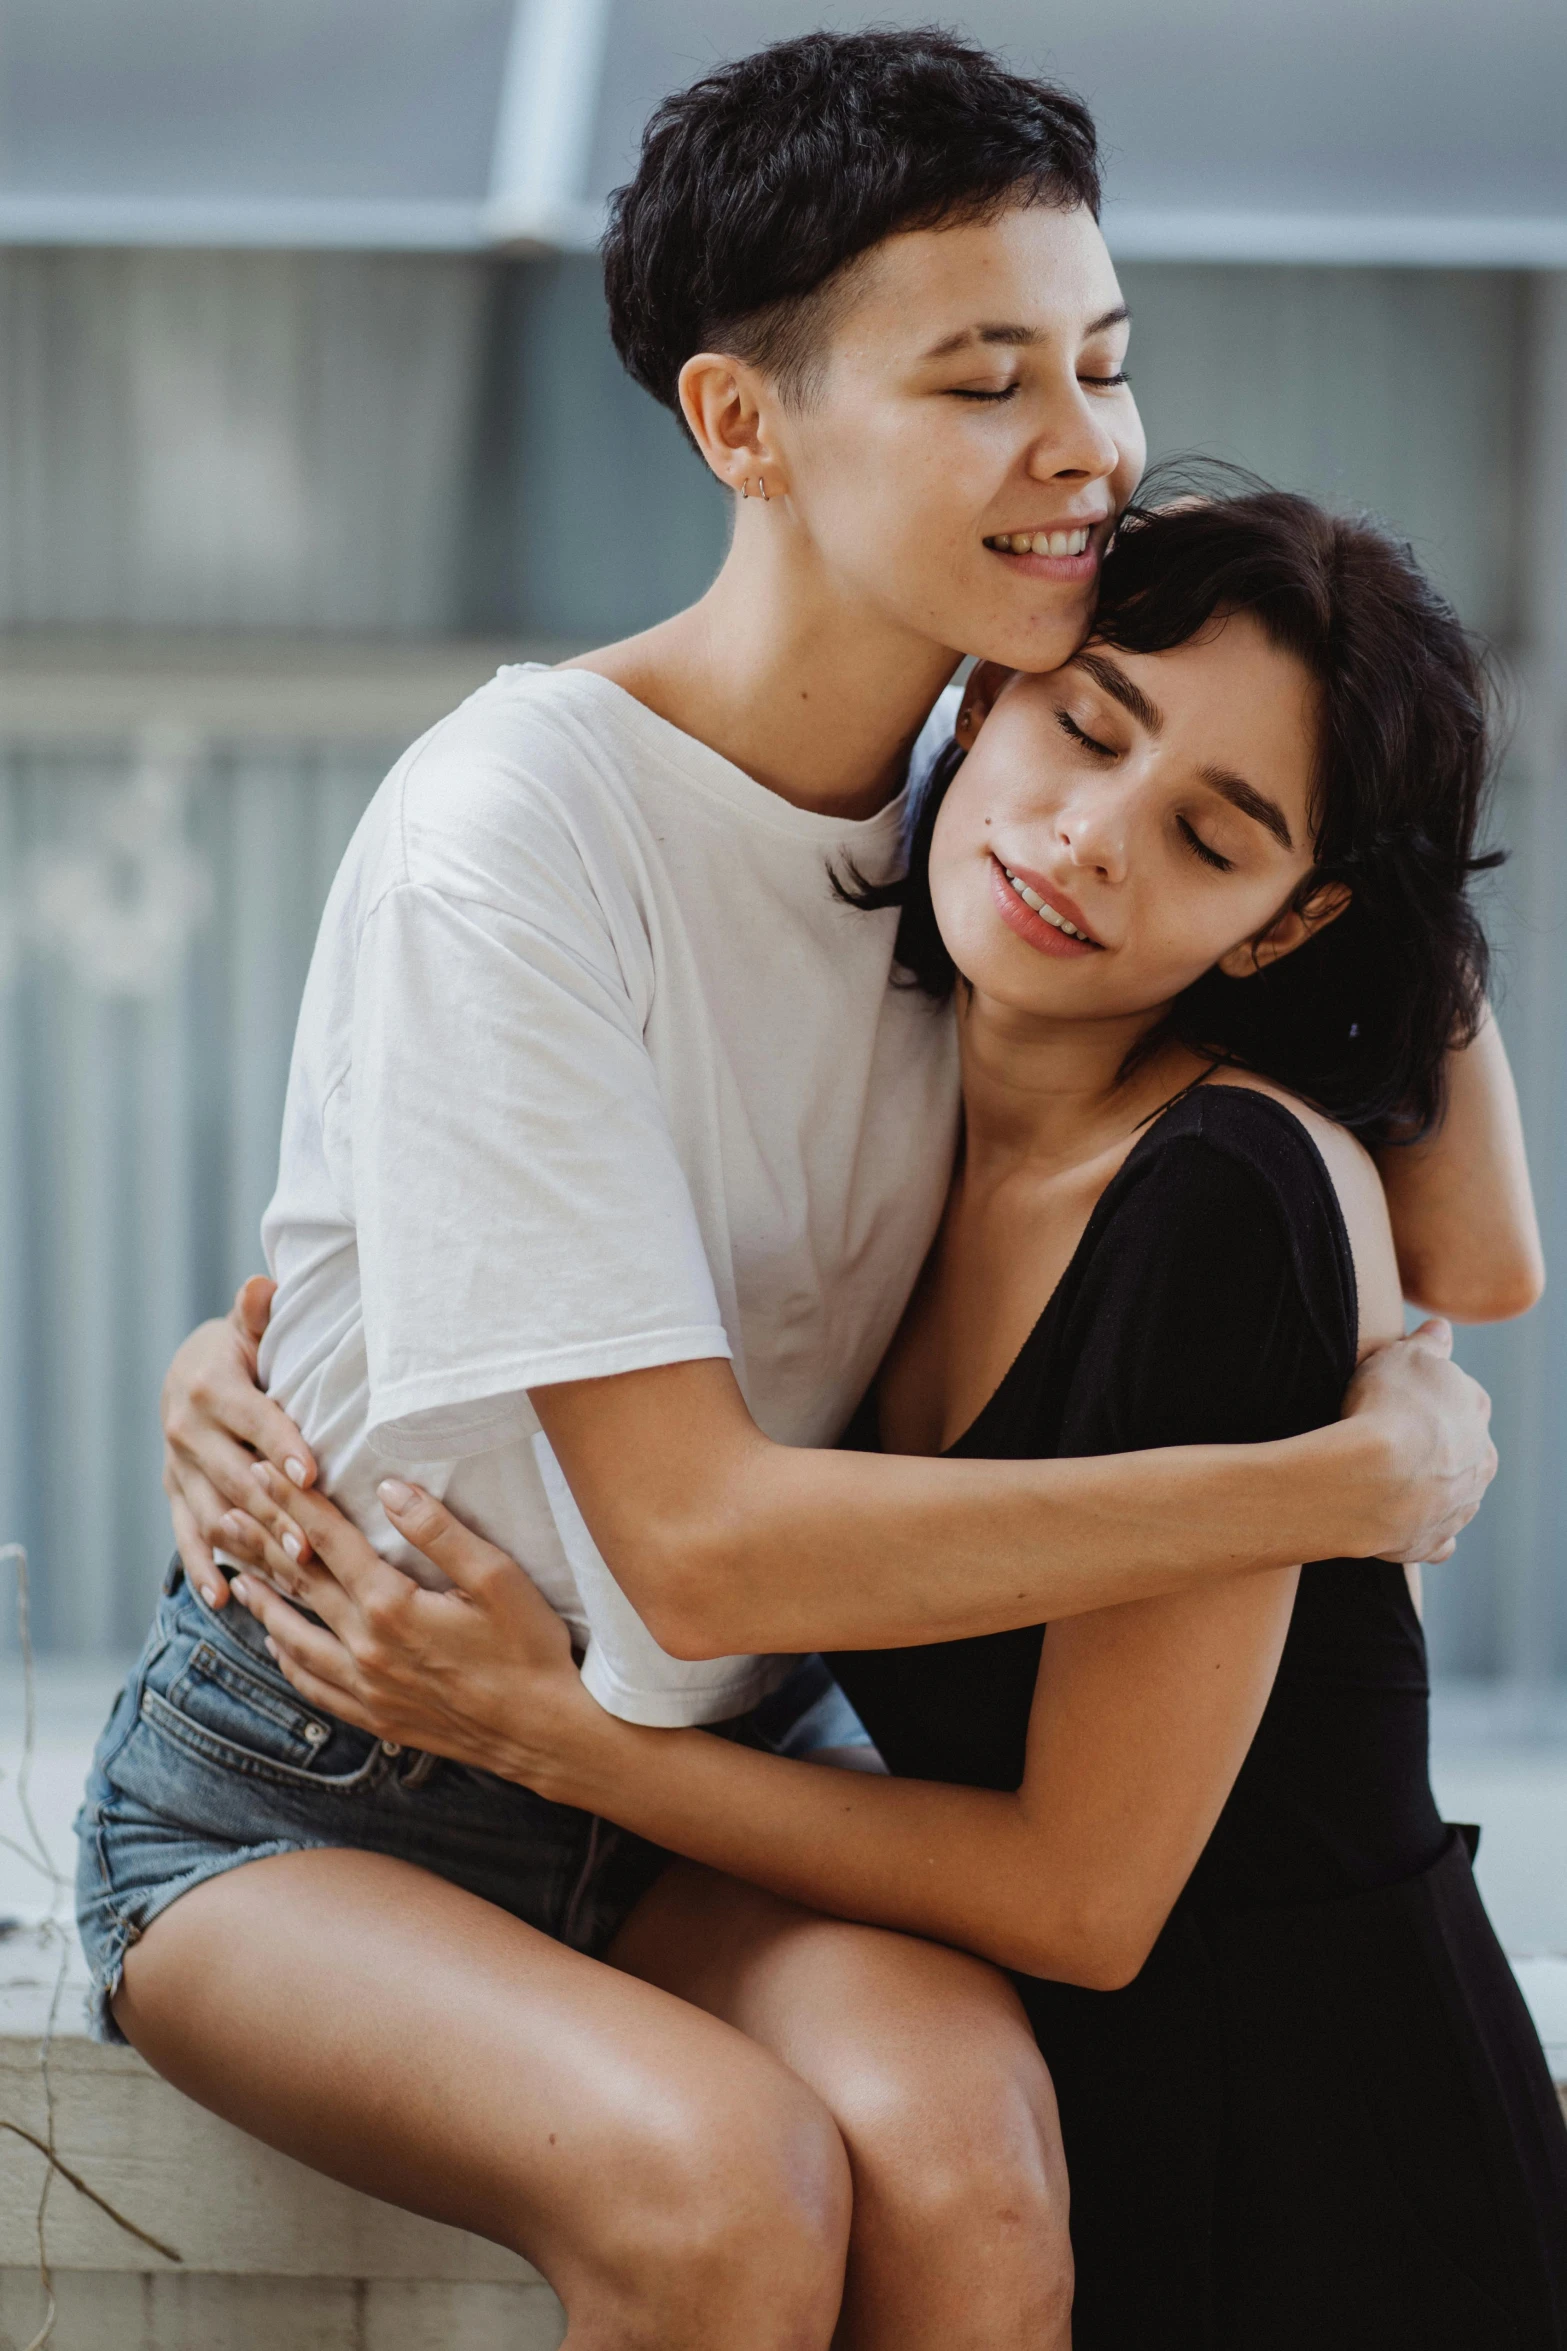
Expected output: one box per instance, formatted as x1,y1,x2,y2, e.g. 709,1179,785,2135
1056,777,1129,883
1025,378,1122,489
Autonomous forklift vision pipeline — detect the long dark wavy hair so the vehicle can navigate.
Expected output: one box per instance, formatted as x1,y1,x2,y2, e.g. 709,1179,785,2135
846,475,1501,1146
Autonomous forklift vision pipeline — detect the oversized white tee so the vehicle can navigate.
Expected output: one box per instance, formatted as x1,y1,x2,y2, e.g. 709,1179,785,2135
258,665,960,1725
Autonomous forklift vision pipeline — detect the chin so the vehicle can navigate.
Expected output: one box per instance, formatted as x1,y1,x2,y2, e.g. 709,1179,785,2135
966,596,1097,675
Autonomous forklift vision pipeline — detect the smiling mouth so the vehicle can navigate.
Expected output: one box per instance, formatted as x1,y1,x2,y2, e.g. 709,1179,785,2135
983,527,1094,557
998,862,1101,945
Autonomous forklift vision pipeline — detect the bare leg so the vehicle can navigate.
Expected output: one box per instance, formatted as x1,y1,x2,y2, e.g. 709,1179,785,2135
116,1849,851,2351
612,1862,1073,2351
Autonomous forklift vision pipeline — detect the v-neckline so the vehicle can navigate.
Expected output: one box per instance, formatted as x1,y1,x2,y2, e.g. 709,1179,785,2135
869,1086,1346,1462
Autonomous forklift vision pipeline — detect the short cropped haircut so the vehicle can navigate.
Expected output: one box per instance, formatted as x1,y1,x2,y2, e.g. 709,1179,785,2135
603,27,1101,431
845,472,1501,1147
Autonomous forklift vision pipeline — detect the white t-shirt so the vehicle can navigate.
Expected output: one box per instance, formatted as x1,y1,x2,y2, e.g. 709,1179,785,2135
258,665,960,1725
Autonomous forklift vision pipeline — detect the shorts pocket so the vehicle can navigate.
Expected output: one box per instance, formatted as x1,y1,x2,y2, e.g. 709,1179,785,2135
136,1610,385,1796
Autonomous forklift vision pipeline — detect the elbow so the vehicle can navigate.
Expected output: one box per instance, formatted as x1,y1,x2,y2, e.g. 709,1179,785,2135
1014,1901,1167,1994
607,1515,753,1662
1409,1250,1546,1327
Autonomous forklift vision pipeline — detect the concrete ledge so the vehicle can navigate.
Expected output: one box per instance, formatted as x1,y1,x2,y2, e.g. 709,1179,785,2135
0,2271,562,2351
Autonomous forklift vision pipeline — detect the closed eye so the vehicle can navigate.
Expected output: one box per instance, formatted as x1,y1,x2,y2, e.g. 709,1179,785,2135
1056,708,1116,759
949,384,1020,403
1179,816,1233,872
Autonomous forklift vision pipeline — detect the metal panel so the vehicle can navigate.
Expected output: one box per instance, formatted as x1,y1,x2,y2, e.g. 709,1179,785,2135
0,250,492,633
0,732,390,1654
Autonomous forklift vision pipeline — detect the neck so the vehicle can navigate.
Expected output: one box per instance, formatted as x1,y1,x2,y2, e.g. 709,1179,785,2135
956,991,1201,1175
568,504,960,821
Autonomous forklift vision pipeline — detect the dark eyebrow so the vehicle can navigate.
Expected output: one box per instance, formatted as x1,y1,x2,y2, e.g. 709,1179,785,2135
1201,766,1295,852
921,303,1129,362
1075,658,1295,850
1072,651,1163,736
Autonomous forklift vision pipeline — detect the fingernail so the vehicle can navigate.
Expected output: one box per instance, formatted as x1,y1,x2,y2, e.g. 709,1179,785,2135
282,1532,303,1562
264,1636,279,1659
231,1576,249,1602
222,1512,247,1539
378,1478,414,1513
199,1583,219,1607
284,1458,309,1488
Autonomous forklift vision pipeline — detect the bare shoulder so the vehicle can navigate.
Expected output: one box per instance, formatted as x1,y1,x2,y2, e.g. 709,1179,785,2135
1204,1075,1403,1354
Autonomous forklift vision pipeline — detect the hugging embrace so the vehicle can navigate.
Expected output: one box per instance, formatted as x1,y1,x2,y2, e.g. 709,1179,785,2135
78,29,1567,2351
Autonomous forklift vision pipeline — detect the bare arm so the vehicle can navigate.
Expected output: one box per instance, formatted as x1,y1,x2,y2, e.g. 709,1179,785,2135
238,1481,1299,1988
546,1570,1301,1986
165,1294,1492,1648
1379,1009,1544,1323
528,1332,1486,1658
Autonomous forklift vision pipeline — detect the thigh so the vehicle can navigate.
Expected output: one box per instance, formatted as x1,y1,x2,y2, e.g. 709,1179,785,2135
612,1862,1073,2349
117,1846,843,2301
614,1858,1052,2120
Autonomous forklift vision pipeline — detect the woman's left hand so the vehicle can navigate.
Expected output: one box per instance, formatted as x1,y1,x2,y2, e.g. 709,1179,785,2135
230,1470,599,1800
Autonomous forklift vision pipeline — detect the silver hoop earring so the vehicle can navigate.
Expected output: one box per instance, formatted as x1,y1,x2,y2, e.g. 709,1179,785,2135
740,477,751,499
759,474,770,503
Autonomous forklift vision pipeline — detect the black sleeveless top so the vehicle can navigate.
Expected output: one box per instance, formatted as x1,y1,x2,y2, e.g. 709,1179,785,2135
830,1087,1567,2350
832,1084,1445,1906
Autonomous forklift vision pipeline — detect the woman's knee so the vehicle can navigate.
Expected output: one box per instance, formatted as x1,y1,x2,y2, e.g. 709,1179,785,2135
555,2056,852,2350
835,2037,1073,2322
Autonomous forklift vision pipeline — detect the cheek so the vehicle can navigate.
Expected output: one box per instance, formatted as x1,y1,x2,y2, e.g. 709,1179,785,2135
1133,877,1285,996
927,785,1000,945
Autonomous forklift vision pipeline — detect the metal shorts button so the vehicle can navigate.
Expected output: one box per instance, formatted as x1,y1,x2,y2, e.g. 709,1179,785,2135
303,1723,328,1746
380,1740,402,1757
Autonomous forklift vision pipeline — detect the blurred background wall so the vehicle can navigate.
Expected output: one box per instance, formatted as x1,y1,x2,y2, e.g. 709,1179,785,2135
1,0,1565,1694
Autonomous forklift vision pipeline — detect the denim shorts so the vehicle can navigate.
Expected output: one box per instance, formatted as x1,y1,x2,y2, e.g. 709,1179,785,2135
75,1559,870,2043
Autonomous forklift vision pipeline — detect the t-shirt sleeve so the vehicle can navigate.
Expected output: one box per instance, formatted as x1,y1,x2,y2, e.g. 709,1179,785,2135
349,834,730,1463
1054,1117,1355,1462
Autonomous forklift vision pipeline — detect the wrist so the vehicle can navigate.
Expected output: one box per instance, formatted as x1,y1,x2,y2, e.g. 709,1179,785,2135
498,1682,614,1808
1302,1414,1389,1559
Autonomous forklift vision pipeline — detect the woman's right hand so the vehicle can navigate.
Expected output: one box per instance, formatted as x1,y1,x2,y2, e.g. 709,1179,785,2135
161,1276,318,1605
1341,1317,1497,1563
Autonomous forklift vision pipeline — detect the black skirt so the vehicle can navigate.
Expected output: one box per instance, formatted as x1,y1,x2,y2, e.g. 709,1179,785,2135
1018,1830,1567,2349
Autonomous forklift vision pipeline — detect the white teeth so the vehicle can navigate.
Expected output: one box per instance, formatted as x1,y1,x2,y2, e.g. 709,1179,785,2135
1002,867,1092,941
989,528,1092,557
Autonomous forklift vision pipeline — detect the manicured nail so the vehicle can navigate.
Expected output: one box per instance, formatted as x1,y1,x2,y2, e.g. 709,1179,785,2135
284,1458,309,1488
231,1576,249,1602
222,1512,248,1539
264,1636,279,1659
199,1583,219,1607
378,1478,414,1513
281,1532,303,1562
